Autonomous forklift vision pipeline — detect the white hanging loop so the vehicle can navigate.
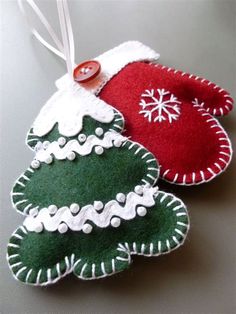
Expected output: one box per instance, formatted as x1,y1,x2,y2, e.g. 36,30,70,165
18,0,75,78
57,0,75,77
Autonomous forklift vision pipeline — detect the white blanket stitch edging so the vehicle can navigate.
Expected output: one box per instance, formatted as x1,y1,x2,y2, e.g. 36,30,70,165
7,191,190,285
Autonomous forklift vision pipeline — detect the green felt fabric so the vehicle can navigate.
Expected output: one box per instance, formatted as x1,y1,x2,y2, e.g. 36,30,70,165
12,140,158,214
27,109,124,149
9,104,190,286
7,191,189,284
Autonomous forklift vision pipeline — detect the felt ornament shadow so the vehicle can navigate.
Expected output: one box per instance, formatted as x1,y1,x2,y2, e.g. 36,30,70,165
7,87,189,285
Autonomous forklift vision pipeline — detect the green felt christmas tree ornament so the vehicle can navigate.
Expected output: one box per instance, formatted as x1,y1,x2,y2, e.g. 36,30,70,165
7,0,190,285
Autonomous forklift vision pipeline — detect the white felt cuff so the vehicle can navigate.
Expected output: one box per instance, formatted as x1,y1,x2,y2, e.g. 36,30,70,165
55,41,160,94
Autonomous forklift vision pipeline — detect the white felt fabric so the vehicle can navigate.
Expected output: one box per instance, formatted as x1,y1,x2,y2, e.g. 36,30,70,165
56,41,160,94
31,41,159,138
32,87,114,137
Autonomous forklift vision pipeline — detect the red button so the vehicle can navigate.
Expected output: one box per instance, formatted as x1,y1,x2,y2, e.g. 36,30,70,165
73,60,101,83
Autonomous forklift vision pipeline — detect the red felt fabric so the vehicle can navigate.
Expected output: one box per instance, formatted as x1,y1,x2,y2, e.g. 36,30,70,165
99,62,233,184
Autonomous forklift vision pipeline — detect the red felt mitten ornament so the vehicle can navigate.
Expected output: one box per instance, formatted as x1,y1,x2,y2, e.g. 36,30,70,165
80,41,233,185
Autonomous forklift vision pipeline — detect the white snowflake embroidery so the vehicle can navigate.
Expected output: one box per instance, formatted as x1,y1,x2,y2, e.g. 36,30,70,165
139,89,181,123
192,98,205,107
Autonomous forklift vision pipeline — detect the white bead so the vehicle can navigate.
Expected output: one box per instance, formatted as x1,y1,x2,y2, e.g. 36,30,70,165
58,137,66,146
29,207,38,216
95,146,104,155
116,193,126,203
31,159,40,169
34,142,42,152
45,155,53,164
94,201,103,211
48,205,57,214
114,138,122,147
95,127,104,136
78,134,87,143
70,203,80,214
34,223,43,233
82,223,93,234
111,217,121,228
58,223,68,234
67,151,76,161
137,206,147,217
134,185,143,195
43,141,50,149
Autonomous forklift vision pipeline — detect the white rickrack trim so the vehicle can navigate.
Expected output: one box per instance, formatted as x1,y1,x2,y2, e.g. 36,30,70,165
33,131,126,163
23,186,159,233
7,190,189,285
25,109,125,152
152,63,234,116
12,138,159,215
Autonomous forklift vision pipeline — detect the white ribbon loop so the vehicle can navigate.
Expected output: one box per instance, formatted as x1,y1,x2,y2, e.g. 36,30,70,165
57,0,75,77
18,0,75,77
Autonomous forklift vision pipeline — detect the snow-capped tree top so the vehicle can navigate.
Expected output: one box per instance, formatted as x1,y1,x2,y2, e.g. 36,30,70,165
32,88,115,137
